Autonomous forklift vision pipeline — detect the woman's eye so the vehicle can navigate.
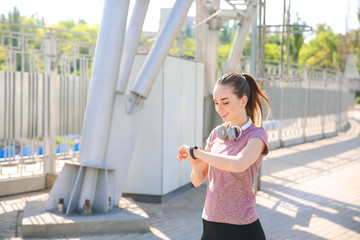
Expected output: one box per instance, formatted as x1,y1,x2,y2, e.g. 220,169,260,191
223,102,229,105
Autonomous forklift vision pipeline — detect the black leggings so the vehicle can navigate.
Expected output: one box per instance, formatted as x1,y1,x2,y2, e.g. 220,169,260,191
201,218,266,240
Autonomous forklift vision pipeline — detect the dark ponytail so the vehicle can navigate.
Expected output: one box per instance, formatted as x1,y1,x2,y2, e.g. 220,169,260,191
215,72,271,127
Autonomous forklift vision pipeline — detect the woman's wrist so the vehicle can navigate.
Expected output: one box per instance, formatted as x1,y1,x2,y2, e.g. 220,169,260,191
190,145,198,160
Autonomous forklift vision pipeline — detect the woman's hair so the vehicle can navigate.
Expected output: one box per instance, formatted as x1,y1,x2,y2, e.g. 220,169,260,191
215,72,271,127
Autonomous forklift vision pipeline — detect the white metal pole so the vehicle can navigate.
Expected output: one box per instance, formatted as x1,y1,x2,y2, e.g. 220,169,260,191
77,0,130,210
280,0,286,77
130,0,194,100
302,67,308,142
117,0,150,93
225,6,252,73
322,69,327,137
250,1,258,76
196,0,220,138
337,70,342,132
43,33,57,176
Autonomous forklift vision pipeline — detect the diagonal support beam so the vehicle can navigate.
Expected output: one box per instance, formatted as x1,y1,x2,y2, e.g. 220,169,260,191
225,5,253,73
117,0,150,93
130,0,194,101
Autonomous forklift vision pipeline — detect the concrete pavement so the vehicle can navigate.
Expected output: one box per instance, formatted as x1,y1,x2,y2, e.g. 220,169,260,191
1,117,360,240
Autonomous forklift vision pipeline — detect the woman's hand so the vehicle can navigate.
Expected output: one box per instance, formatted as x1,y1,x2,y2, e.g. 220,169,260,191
176,145,204,169
176,145,191,162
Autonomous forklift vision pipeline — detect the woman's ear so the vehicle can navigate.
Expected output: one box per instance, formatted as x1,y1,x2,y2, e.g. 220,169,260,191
241,96,248,107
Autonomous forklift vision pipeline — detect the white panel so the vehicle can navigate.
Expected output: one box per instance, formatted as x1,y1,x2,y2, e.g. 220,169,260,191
181,61,204,185
123,55,204,196
162,56,203,195
195,62,205,145
123,55,162,195
162,57,185,195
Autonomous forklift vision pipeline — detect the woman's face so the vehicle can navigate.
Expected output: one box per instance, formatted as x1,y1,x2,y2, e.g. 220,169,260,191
213,84,247,124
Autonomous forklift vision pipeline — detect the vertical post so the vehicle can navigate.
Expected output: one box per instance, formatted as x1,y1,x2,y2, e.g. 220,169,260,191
337,70,342,132
322,69,327,137
286,0,291,76
250,1,258,76
43,33,57,177
279,80,284,147
302,67,308,142
280,0,286,77
257,0,266,78
255,0,265,193
196,0,220,138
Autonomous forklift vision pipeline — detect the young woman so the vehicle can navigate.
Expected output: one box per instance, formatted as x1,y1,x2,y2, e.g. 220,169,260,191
177,72,271,240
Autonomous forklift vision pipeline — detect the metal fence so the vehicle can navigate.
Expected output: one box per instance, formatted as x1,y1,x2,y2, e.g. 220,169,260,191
0,25,353,181
0,24,95,179
215,57,351,148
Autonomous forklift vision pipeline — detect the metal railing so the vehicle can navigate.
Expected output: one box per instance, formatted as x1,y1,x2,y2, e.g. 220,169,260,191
0,24,95,179
0,24,353,181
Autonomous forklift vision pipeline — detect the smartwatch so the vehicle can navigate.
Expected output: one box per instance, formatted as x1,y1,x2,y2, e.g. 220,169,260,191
190,146,198,160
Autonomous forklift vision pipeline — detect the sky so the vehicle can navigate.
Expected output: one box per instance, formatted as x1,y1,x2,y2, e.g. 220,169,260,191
1,0,359,35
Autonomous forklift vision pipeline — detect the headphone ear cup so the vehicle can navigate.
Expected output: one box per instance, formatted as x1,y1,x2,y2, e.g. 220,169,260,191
216,125,228,140
227,126,242,141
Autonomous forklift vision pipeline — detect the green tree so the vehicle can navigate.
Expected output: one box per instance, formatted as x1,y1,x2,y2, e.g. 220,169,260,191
263,28,281,61
298,24,341,70
264,43,281,61
289,13,306,63
356,8,360,73
0,7,98,72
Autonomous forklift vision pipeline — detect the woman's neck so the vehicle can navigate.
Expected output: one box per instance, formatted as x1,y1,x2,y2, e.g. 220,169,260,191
231,114,249,128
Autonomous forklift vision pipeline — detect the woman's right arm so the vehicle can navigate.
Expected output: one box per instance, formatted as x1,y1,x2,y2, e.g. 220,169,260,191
190,146,210,187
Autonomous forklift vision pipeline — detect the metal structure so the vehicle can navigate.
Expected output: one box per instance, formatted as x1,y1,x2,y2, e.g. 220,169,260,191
46,0,195,214
0,0,352,223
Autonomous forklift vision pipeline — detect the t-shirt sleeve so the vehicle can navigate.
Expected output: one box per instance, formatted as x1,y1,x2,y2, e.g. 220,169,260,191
206,129,216,149
249,127,269,156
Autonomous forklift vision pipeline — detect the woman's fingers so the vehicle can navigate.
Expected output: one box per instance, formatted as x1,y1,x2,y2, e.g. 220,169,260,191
177,145,203,163
177,146,188,162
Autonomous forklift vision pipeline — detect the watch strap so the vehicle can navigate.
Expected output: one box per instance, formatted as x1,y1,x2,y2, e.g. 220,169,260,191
190,146,198,160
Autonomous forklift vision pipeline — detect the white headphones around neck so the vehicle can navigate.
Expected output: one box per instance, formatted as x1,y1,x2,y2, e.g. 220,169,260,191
215,117,252,141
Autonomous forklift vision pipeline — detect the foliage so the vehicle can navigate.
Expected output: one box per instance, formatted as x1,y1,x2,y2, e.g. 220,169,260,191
355,96,360,104
264,43,281,61
338,29,360,72
298,24,341,70
262,15,306,64
289,14,306,63
169,36,196,57
0,7,98,73
217,43,232,59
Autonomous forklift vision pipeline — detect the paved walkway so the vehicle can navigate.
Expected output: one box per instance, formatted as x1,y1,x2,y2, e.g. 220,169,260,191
1,117,360,240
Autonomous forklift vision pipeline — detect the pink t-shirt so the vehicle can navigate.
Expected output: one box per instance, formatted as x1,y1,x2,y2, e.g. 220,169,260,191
202,124,269,225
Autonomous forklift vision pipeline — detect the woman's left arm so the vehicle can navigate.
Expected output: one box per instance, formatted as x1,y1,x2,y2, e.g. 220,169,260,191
191,138,265,172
